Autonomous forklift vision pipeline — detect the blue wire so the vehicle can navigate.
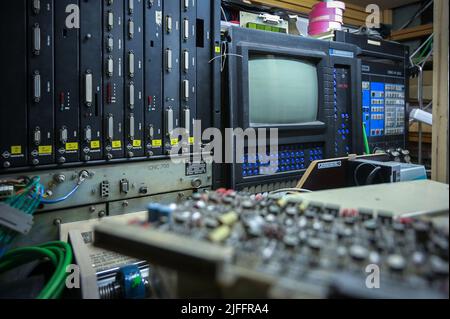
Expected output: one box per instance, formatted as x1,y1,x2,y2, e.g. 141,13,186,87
40,184,80,204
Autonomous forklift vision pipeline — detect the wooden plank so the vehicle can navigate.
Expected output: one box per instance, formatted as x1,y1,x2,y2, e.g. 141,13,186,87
409,134,433,144
390,23,433,36
390,23,433,41
432,0,449,183
383,9,393,25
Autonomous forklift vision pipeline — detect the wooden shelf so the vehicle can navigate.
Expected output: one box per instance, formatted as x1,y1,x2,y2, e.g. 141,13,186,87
409,133,432,144
390,23,433,41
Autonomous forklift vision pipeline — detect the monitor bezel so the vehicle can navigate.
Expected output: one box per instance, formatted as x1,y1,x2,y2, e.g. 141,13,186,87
236,42,328,132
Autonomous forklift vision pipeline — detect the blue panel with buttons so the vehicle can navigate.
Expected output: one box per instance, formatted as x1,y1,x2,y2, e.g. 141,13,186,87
362,82,371,138
241,144,324,178
369,82,385,137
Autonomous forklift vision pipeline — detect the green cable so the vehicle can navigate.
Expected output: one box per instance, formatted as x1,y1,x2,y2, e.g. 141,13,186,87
0,248,57,273
37,247,64,299
0,241,73,299
39,242,73,299
0,247,58,267
414,36,433,63
362,123,371,154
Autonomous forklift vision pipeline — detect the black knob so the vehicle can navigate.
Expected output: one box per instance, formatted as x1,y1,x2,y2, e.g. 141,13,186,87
283,235,299,247
268,205,281,215
308,238,323,251
430,256,449,277
387,254,406,272
242,200,255,209
364,219,378,231
321,214,334,224
414,221,431,245
285,206,298,217
350,245,369,261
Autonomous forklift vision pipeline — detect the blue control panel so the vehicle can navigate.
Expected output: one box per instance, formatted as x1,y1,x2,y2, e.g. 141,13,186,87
369,82,385,137
362,81,406,139
242,144,324,178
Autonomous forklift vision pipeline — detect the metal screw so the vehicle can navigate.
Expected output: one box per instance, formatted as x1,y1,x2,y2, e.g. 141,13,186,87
53,174,66,184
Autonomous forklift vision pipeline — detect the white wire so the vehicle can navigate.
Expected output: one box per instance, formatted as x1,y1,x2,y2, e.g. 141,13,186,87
419,48,433,69
221,40,227,72
221,6,228,22
208,42,243,73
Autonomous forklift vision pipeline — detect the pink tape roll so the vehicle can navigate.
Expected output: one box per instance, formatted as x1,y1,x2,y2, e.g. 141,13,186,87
308,1,346,36
309,14,344,24
309,7,344,18
308,21,343,35
312,1,346,10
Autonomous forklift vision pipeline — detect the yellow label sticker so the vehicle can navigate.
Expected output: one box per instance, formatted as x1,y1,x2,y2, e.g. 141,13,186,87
215,46,221,54
38,146,52,155
152,139,162,148
171,138,179,146
65,142,79,151
112,140,122,149
11,146,22,155
189,137,195,145
90,140,100,149
133,140,142,148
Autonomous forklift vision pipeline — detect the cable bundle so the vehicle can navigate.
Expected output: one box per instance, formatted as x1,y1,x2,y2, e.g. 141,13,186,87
0,241,73,299
1,171,88,257
410,33,434,68
0,177,43,256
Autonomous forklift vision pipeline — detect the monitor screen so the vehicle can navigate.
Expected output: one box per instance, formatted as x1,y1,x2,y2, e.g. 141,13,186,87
248,54,319,126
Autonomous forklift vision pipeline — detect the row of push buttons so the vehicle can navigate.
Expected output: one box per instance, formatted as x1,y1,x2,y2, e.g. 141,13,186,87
242,146,324,177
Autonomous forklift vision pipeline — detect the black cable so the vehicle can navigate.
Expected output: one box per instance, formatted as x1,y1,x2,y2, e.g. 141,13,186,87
354,162,378,186
399,0,434,31
366,167,382,185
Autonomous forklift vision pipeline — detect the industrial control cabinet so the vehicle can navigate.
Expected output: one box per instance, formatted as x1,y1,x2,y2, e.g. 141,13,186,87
0,1,221,225
335,31,410,152
0,0,221,171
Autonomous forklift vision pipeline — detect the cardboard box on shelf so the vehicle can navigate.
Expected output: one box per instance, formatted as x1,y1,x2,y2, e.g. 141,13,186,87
423,70,433,86
409,85,433,101
410,122,432,133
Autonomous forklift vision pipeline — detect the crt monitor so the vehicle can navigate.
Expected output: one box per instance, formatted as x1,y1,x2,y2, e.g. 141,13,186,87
221,26,362,191
248,54,319,127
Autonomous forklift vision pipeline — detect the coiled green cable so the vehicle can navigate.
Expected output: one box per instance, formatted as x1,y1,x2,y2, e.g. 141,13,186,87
0,241,73,299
